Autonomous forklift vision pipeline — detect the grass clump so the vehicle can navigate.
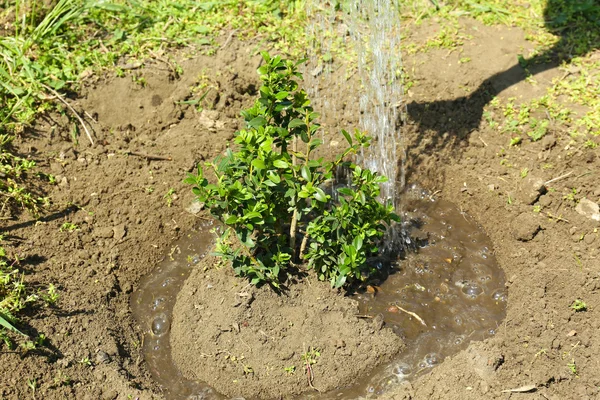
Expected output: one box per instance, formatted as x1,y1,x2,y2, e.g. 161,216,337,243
0,238,57,349
0,0,307,217
186,52,398,288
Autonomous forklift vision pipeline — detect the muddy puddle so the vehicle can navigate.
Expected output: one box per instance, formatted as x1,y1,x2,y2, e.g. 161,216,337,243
131,188,506,399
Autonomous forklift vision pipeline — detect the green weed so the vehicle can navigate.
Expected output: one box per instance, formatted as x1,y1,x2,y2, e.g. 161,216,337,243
570,299,587,312
1,237,56,348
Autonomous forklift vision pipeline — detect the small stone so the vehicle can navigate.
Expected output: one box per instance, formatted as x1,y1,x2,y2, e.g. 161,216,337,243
101,389,118,400
511,213,541,241
372,313,385,331
518,176,546,205
584,234,596,245
186,201,204,215
487,184,496,191
541,135,556,150
94,226,114,239
335,339,346,348
575,198,600,222
113,224,127,240
96,350,111,364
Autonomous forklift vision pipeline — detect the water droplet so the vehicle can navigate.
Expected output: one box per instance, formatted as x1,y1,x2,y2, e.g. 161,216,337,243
151,313,170,337
492,289,508,302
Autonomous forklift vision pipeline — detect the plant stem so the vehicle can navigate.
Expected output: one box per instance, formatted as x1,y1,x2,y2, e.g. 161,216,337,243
290,135,298,262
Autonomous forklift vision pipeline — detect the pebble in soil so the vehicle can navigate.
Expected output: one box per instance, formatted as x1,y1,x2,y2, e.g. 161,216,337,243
132,187,506,399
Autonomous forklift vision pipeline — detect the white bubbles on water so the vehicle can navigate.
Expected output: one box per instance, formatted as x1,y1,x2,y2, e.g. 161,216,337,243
492,289,508,303
392,363,412,378
152,297,166,311
424,353,443,367
461,282,484,298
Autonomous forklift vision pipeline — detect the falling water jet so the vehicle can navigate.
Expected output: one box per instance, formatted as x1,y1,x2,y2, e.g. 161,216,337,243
348,0,406,205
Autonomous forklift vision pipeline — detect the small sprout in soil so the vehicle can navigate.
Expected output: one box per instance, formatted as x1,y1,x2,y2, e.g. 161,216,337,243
243,365,254,375
59,222,78,232
571,299,587,312
584,140,597,149
79,357,92,367
567,359,577,375
520,168,528,178
164,188,177,207
284,365,296,375
42,284,59,305
145,186,155,194
301,347,321,366
563,188,578,203
510,137,522,147
27,378,37,396
533,205,542,213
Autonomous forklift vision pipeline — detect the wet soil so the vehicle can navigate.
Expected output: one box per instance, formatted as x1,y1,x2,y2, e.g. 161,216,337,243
1,18,599,400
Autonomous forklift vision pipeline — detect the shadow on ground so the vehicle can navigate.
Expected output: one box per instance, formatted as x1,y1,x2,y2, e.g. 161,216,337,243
403,0,600,180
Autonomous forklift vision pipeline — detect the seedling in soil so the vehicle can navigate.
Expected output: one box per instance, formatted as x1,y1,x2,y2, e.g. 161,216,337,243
59,222,79,232
567,359,577,375
284,365,296,375
79,357,92,367
164,188,177,207
301,347,321,366
27,378,37,398
570,299,587,312
563,188,578,204
301,347,321,391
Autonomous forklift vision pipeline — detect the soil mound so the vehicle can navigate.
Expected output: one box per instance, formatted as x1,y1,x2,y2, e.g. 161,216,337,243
170,255,404,399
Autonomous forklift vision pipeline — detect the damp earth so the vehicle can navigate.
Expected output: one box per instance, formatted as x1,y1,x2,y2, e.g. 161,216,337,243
131,187,506,399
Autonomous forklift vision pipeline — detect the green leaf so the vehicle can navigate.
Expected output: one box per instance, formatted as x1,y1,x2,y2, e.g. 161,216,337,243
273,159,289,168
300,165,311,182
288,119,306,129
251,159,266,170
341,129,353,145
248,116,267,129
267,172,281,184
275,91,289,100
0,314,26,336
337,187,354,196
225,215,238,224
314,187,328,203
334,274,347,288
245,211,262,221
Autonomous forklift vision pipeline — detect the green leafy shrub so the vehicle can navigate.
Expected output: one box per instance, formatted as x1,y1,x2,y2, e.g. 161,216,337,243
185,52,398,288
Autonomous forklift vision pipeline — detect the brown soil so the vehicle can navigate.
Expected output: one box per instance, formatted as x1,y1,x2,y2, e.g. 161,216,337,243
171,256,403,399
1,18,599,400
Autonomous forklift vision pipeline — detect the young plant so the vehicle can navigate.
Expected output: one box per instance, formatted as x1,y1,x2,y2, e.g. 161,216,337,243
185,52,398,288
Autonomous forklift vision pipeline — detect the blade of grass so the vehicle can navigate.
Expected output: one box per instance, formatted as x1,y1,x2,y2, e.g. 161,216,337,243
0,313,26,337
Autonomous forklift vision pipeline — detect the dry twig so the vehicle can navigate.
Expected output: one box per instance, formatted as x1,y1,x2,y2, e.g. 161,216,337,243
41,83,94,146
395,305,427,327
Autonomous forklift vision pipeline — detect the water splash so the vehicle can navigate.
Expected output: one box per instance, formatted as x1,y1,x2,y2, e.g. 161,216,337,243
304,0,406,207
350,0,406,205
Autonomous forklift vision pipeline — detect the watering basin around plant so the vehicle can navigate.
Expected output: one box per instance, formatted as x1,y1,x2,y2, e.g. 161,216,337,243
131,186,506,399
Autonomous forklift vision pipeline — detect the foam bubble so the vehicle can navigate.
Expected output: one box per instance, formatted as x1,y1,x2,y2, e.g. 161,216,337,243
151,313,170,337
